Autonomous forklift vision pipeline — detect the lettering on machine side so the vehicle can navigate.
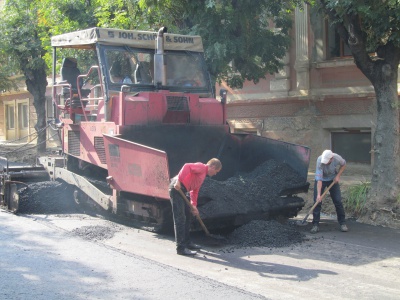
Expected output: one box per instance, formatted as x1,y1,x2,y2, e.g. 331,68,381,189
118,32,135,40
108,30,137,40
138,33,157,41
165,36,194,44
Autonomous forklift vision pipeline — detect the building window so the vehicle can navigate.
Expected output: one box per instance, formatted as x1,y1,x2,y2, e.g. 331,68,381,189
331,131,371,163
6,105,15,129
326,20,352,59
18,103,29,128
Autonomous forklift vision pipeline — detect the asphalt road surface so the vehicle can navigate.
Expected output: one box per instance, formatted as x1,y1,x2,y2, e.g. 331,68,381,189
1,209,399,300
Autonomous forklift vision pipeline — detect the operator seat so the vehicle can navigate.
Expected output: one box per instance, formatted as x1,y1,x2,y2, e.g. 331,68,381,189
61,58,81,94
60,57,90,107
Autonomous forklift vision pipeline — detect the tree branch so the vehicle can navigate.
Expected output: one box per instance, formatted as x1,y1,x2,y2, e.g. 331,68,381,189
319,0,375,81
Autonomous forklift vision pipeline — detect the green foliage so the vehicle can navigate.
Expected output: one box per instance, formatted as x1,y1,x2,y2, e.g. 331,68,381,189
94,0,148,29
0,0,51,151
0,72,19,92
320,0,400,53
137,0,301,88
0,51,19,92
36,0,99,73
0,0,49,77
1,0,302,89
344,181,371,216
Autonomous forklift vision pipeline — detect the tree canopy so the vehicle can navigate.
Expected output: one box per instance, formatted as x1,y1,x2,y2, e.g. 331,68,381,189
136,0,303,88
0,0,49,152
0,50,19,92
2,0,302,89
38,0,302,88
0,70,18,93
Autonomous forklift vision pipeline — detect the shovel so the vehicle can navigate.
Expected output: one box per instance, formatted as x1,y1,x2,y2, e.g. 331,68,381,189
296,181,335,226
177,188,226,241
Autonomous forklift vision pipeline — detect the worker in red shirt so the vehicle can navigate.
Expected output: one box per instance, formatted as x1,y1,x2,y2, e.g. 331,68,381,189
169,158,222,256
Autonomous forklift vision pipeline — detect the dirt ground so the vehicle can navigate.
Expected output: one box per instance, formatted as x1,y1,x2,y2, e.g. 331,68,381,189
0,141,59,165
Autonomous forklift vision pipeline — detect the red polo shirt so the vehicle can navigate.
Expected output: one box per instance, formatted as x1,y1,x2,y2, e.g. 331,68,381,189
177,163,208,207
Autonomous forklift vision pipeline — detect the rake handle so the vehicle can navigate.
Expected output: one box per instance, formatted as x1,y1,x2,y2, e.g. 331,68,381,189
302,181,336,223
177,188,211,235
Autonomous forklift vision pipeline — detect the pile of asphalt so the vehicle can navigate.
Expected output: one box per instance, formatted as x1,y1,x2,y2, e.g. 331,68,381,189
198,159,306,218
15,159,307,249
17,181,81,214
226,220,305,249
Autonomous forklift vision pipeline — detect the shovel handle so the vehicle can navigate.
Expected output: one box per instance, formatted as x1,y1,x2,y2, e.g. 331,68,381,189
302,181,336,223
177,188,211,235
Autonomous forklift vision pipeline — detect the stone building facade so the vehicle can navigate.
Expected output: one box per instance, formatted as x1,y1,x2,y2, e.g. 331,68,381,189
224,6,388,174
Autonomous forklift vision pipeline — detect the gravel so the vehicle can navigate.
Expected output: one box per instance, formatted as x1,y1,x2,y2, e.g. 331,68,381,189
17,181,81,214
71,225,120,241
226,220,305,249
198,159,306,218
16,181,121,242
13,159,307,248
196,160,307,249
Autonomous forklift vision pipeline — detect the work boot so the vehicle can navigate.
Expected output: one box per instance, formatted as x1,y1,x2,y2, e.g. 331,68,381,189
340,224,349,232
187,242,202,250
310,225,319,234
177,248,197,256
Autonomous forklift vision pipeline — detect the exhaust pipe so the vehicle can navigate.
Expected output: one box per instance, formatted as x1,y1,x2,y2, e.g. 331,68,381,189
154,27,168,88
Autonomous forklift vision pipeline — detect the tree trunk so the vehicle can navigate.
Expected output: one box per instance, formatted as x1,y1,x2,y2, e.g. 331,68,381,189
360,62,400,228
25,67,48,155
326,8,400,228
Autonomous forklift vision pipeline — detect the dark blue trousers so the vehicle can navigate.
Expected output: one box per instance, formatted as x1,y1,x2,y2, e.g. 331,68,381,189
169,179,193,251
312,180,346,225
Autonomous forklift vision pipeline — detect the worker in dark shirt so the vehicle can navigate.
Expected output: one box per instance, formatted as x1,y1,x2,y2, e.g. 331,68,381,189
169,158,222,256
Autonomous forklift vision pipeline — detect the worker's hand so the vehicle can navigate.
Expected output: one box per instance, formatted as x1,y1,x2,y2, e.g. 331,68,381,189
334,175,340,184
191,206,199,216
174,181,181,190
316,195,323,203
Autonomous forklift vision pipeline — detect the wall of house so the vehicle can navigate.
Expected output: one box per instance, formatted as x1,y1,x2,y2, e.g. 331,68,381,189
0,86,57,147
0,99,4,138
225,5,380,175
0,91,34,142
